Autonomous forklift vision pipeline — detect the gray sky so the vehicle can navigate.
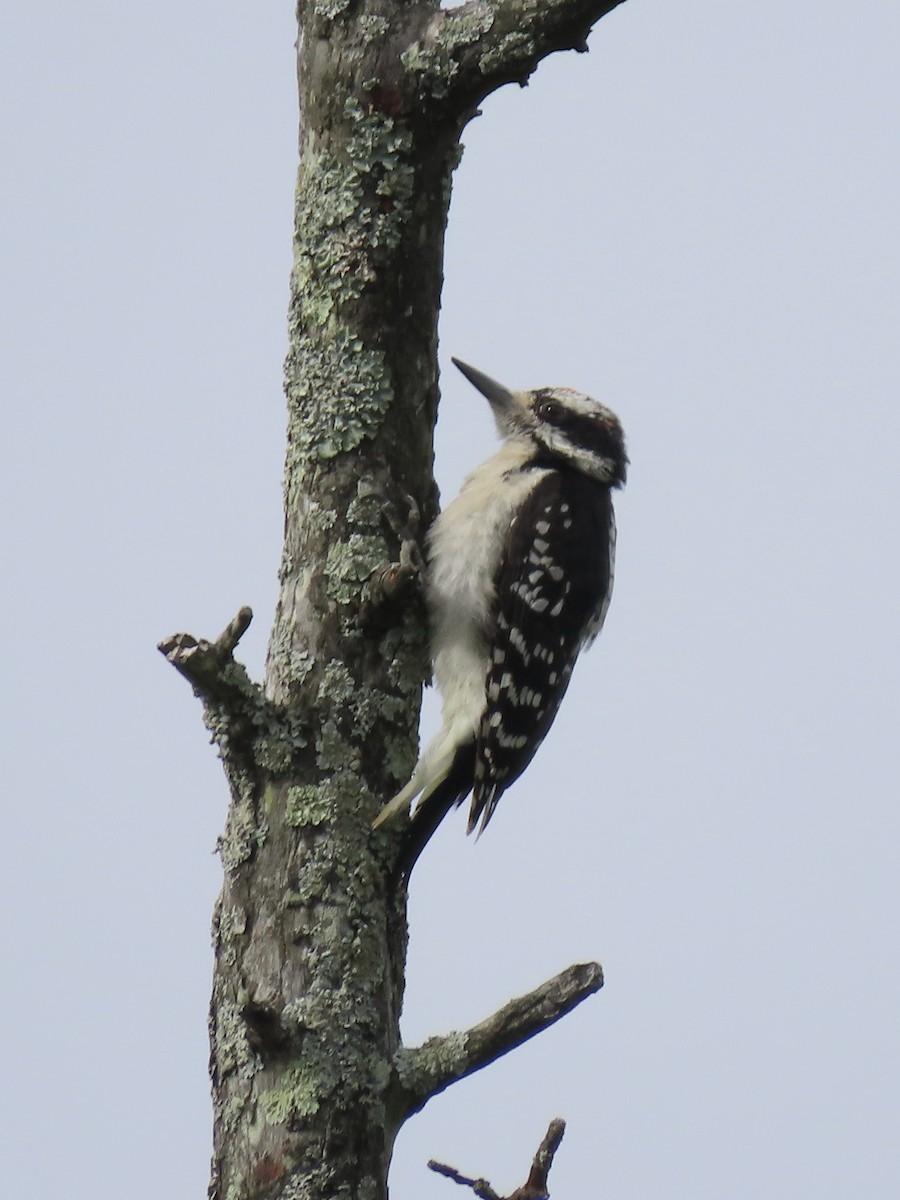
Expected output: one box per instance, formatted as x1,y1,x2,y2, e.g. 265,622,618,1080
3,2,899,1197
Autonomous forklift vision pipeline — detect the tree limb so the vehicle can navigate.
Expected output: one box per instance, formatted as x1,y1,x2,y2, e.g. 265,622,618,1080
394,963,602,1120
157,606,304,781
403,0,628,111
429,1118,567,1200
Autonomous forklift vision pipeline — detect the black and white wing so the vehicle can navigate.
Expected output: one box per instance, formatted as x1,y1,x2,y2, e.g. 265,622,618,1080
468,469,616,834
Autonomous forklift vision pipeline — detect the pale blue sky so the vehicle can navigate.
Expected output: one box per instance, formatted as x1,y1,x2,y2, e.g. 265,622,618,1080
2,2,899,1197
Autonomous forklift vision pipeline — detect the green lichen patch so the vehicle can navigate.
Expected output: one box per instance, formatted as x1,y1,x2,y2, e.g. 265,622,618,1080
248,706,309,778
288,844,340,905
259,1015,385,1129
284,98,422,462
316,660,356,708
345,482,389,531
402,4,495,97
478,29,536,75
287,331,394,461
290,154,371,328
317,716,362,774
284,784,332,828
289,101,415,335
324,532,389,605
313,0,351,18
283,773,364,828
439,1,496,47
319,660,407,737
395,1030,468,1095
212,900,246,969
214,998,260,1080
253,731,296,777
345,97,415,222
218,905,248,941
281,994,323,1032
357,1176,379,1200
219,800,259,872
260,1063,322,1124
358,13,388,41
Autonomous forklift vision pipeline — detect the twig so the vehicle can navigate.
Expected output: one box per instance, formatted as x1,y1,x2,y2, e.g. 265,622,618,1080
428,1119,567,1200
428,1161,502,1200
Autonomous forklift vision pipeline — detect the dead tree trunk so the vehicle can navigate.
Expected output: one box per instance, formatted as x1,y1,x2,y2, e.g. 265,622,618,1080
161,2,627,1197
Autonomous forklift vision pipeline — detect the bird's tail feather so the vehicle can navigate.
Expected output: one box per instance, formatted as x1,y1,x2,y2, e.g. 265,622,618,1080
373,730,465,830
393,741,477,880
465,783,502,838
372,774,422,830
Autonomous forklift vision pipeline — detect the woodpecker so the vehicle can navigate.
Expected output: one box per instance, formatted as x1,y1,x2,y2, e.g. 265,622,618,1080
374,358,627,873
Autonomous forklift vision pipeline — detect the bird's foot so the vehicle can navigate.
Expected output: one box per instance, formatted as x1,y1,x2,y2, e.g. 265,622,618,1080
365,495,426,618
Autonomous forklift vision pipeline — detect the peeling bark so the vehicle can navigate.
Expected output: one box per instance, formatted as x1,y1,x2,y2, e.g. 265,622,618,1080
162,2,627,1197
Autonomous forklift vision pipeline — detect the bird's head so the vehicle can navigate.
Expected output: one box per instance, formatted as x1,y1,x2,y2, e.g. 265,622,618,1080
452,357,628,487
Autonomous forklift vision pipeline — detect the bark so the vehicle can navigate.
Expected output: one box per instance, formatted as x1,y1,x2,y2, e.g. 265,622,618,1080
161,2,627,1198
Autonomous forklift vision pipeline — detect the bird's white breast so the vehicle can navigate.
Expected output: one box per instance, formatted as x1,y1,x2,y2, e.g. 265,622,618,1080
426,439,548,733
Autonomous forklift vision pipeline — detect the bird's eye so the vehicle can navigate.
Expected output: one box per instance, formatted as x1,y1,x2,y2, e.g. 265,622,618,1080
538,398,560,420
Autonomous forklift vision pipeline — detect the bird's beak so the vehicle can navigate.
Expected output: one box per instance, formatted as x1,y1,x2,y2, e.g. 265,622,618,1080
452,358,525,431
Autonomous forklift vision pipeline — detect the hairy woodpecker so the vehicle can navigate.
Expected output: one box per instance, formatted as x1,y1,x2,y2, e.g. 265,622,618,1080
374,358,627,872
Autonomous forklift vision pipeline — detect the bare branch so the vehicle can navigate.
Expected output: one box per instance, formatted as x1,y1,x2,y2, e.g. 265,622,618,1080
158,605,258,708
395,963,602,1119
157,604,282,772
429,1119,567,1200
521,1119,566,1197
